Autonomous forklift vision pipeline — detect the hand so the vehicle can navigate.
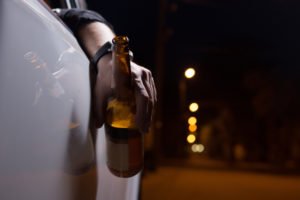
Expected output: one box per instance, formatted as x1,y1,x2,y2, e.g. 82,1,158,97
77,22,156,132
131,62,157,133
94,54,157,133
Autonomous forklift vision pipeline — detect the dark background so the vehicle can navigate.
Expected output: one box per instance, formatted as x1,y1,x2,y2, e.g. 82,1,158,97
85,0,300,166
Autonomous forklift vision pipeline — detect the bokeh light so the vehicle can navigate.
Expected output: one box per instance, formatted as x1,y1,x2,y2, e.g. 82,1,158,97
188,124,197,132
187,134,196,144
184,68,196,79
191,144,205,153
188,116,197,125
189,102,199,112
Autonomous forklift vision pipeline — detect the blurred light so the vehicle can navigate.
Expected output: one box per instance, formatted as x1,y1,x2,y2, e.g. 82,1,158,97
188,124,197,132
69,122,80,129
155,121,163,129
191,144,205,153
184,68,196,79
188,116,197,125
189,102,199,112
187,134,196,144
234,144,246,161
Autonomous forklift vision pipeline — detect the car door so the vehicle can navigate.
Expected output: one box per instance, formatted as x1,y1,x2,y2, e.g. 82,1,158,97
0,0,140,200
0,0,94,199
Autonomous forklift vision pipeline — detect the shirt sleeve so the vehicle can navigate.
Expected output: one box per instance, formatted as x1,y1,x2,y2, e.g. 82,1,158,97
55,8,114,34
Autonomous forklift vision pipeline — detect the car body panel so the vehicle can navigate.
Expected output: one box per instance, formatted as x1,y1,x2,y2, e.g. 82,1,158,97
0,0,92,199
96,128,141,200
0,0,140,199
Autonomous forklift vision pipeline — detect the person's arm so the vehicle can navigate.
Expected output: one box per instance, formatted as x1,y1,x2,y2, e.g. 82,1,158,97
78,22,114,57
57,9,157,133
78,22,156,133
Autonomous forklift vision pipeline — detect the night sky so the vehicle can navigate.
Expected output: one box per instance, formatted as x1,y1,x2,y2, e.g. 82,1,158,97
86,0,300,100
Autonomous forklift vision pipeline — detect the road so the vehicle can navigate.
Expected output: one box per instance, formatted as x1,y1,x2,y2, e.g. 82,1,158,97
141,166,300,200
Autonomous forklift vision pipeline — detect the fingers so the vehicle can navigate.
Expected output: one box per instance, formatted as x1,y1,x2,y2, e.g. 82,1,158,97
135,90,151,133
131,63,156,133
150,77,157,103
93,58,113,128
93,59,156,132
142,69,156,104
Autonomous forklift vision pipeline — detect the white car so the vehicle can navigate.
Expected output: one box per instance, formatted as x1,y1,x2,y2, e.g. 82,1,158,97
0,0,140,199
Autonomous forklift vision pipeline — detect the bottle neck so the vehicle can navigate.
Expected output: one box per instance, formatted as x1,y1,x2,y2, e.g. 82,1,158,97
112,36,132,100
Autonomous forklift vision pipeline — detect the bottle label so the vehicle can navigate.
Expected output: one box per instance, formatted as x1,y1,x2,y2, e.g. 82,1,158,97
104,124,143,177
106,138,130,171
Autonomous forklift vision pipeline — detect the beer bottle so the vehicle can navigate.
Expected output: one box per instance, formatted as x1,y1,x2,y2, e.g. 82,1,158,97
105,36,143,178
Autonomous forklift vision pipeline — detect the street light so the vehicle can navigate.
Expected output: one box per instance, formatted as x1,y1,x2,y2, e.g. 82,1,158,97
188,116,197,125
188,124,197,132
191,144,205,153
184,68,196,79
189,102,199,112
187,134,196,144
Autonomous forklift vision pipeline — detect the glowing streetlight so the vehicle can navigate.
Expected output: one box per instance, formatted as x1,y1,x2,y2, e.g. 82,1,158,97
191,144,205,153
187,134,196,144
184,68,196,79
188,124,197,132
189,102,199,112
188,116,197,125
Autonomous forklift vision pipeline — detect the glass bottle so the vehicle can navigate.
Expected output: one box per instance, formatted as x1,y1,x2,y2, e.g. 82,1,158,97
105,36,143,178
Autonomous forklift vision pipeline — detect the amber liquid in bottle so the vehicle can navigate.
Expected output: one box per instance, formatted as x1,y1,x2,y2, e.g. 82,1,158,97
105,36,143,178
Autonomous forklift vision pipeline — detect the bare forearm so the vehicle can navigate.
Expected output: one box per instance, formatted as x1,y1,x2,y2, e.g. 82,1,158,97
77,22,115,58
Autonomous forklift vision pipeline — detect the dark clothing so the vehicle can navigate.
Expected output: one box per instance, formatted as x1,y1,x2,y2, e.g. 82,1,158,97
56,8,113,35
55,8,114,66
